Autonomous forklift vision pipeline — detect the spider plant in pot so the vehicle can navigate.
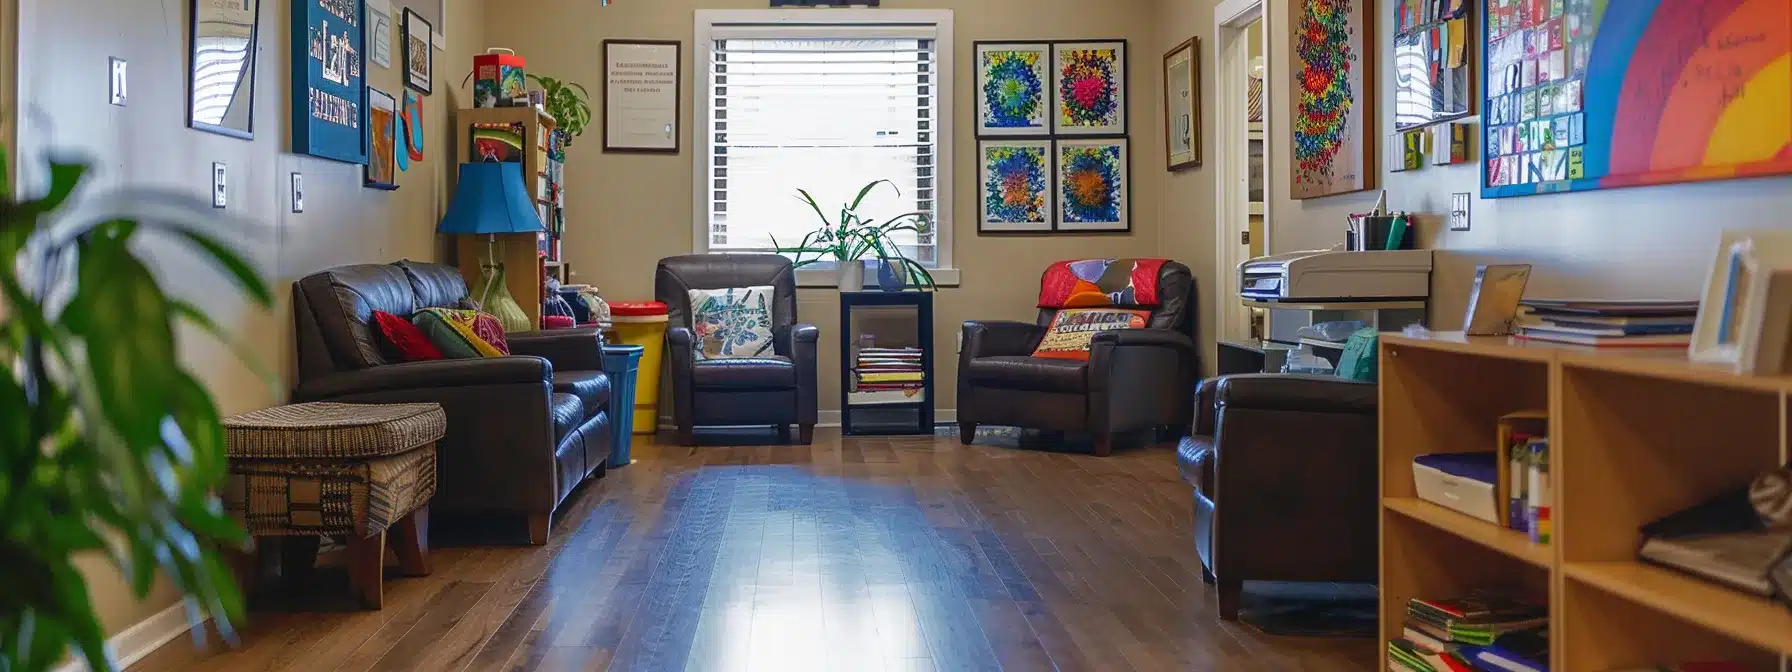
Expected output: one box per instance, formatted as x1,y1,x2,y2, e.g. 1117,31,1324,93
1,150,272,671
527,75,592,147
773,180,937,292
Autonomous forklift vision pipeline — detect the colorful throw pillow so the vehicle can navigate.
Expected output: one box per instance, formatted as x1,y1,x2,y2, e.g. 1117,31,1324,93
470,312,511,354
412,308,507,359
373,311,444,361
1031,308,1151,361
688,286,776,360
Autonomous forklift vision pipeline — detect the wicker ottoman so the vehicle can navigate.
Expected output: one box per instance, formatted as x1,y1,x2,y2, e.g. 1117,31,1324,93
222,402,445,609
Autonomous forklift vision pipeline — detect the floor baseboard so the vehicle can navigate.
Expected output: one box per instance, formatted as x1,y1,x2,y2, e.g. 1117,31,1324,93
55,600,201,672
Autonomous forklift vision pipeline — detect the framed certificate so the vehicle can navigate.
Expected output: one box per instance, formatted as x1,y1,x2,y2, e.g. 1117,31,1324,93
603,40,682,154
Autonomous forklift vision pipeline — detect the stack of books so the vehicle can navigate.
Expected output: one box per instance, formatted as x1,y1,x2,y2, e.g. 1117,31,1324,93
1390,592,1549,672
852,347,925,403
1512,299,1698,348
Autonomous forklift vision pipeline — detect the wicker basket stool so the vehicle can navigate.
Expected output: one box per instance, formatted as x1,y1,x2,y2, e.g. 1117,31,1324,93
222,402,445,609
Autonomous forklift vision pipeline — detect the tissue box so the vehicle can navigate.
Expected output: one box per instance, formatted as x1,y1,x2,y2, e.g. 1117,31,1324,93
1413,452,1500,523
474,50,528,108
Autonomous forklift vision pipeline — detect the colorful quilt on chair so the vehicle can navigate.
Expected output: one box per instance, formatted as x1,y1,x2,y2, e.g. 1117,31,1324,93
1038,258,1169,309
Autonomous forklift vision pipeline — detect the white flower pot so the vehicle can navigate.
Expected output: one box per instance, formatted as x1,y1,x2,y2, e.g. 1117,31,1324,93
837,259,866,292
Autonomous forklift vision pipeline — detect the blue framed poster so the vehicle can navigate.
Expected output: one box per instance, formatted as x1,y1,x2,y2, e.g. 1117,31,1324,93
292,0,367,164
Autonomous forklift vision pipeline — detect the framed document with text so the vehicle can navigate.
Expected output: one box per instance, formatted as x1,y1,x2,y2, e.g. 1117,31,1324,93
603,40,681,154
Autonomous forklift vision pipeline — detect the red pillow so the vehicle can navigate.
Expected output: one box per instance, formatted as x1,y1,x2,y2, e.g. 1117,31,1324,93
373,311,445,361
471,312,512,355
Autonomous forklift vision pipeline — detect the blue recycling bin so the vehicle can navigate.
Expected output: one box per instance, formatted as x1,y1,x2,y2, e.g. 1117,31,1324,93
602,344,644,468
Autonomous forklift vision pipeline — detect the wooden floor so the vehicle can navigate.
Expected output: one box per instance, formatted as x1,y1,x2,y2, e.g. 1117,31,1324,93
133,431,1375,672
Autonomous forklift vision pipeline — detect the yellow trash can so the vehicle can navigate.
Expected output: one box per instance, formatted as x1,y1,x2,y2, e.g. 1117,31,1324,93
606,301,669,435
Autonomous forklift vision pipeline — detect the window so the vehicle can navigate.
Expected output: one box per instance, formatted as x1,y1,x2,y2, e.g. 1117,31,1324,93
695,10,956,284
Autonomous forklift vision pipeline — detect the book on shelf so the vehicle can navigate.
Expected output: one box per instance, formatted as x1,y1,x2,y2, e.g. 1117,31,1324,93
1511,329,1692,348
1401,623,1454,654
1464,628,1549,672
1517,298,1700,316
1407,593,1547,647
1507,433,1532,532
1526,438,1550,544
858,372,925,384
1512,318,1693,337
1514,308,1696,329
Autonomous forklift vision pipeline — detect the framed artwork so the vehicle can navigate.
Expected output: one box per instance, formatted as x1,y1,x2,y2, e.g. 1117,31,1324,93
1289,0,1375,199
974,42,1051,137
978,139,1053,233
1052,40,1127,136
368,3,392,69
364,87,399,189
1163,37,1200,171
1393,0,1474,131
1056,138,1130,232
290,0,366,164
471,122,527,163
1480,0,1791,199
402,89,425,164
188,0,261,140
603,40,682,153
402,8,432,94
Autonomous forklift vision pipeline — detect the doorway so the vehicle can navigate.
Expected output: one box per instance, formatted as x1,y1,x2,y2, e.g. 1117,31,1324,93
1214,0,1269,345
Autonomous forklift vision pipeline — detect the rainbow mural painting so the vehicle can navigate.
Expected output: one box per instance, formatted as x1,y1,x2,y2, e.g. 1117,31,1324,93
1482,0,1792,199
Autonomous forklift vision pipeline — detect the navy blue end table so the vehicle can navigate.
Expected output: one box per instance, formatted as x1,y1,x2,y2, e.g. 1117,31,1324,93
839,291,935,436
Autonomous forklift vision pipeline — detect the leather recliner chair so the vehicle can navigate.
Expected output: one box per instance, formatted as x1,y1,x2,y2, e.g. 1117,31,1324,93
957,261,1201,455
291,260,611,545
655,254,820,445
1178,374,1379,620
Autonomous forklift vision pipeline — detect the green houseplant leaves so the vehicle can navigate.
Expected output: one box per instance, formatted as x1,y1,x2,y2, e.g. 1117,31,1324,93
527,75,593,143
772,180,938,291
1,151,271,671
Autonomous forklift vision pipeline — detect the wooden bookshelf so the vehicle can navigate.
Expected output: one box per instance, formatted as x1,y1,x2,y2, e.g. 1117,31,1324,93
453,106,558,329
1380,332,1791,672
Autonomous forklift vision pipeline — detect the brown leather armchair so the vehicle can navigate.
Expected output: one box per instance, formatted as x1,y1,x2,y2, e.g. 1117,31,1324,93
291,261,611,545
655,254,819,445
957,261,1200,455
1178,374,1379,620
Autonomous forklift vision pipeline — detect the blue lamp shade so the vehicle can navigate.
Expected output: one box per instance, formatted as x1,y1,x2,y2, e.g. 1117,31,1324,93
437,162,545,235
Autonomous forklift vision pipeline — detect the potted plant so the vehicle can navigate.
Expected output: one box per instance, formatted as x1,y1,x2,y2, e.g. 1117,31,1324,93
1,151,272,671
527,75,592,147
773,180,937,292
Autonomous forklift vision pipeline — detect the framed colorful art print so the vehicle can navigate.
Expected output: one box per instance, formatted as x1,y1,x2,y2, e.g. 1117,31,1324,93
364,86,399,190
1480,0,1792,199
978,139,1053,233
1289,0,1375,199
975,42,1051,137
1056,138,1130,232
1052,40,1128,137
291,0,367,164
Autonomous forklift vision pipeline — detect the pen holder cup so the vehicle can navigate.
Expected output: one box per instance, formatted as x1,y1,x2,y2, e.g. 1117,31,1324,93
1348,216,1416,251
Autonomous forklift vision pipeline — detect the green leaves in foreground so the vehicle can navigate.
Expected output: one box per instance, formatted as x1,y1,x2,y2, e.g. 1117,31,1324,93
1,153,270,672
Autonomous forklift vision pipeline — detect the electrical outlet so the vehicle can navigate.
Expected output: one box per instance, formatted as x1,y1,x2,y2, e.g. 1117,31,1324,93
109,57,128,106
211,163,227,208
290,173,304,213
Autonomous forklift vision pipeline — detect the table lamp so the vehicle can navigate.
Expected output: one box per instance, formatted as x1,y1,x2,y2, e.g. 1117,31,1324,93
439,162,545,333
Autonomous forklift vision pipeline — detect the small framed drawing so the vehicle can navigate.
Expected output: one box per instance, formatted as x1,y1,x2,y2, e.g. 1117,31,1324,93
978,139,1052,233
364,87,400,190
402,8,432,94
1163,37,1199,171
1056,138,1130,232
1691,230,1792,374
974,42,1051,138
1052,40,1127,136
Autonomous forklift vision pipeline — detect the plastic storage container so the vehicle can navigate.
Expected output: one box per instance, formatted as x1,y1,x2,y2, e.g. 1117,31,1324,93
606,301,669,435
601,345,644,467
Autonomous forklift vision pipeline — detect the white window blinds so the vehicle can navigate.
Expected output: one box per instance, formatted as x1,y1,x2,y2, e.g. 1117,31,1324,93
705,26,940,266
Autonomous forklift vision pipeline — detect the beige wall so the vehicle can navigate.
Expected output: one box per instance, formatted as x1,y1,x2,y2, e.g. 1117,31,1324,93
14,0,486,637
1153,0,1222,374
487,0,1169,414
1261,0,1792,325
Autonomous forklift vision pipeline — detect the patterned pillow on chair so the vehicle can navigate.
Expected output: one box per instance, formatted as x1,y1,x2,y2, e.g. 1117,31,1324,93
687,286,776,360
412,308,508,359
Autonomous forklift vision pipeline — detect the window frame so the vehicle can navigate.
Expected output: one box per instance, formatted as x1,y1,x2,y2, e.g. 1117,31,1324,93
693,8,959,288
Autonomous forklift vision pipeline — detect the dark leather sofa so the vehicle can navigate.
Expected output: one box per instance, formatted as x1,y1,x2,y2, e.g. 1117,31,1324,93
292,260,611,545
957,261,1201,455
1177,374,1379,620
655,254,819,445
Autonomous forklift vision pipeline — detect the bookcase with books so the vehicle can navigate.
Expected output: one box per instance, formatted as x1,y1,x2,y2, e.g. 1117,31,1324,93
454,106,565,329
839,291,934,436
1381,332,1792,671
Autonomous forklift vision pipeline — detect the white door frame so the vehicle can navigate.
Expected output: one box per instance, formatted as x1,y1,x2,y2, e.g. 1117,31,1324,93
1213,0,1268,344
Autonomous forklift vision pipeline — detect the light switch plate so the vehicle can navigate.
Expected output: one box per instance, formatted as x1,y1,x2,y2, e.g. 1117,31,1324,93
290,173,304,213
109,57,128,106
1450,192,1472,231
211,163,227,208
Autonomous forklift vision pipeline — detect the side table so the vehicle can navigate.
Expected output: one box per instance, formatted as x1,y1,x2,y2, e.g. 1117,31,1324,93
839,291,935,436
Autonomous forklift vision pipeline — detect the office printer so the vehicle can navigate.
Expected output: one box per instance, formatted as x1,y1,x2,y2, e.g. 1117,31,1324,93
1240,249,1433,301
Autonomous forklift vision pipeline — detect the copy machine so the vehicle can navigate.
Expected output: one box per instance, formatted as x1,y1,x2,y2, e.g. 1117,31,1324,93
1237,249,1434,348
